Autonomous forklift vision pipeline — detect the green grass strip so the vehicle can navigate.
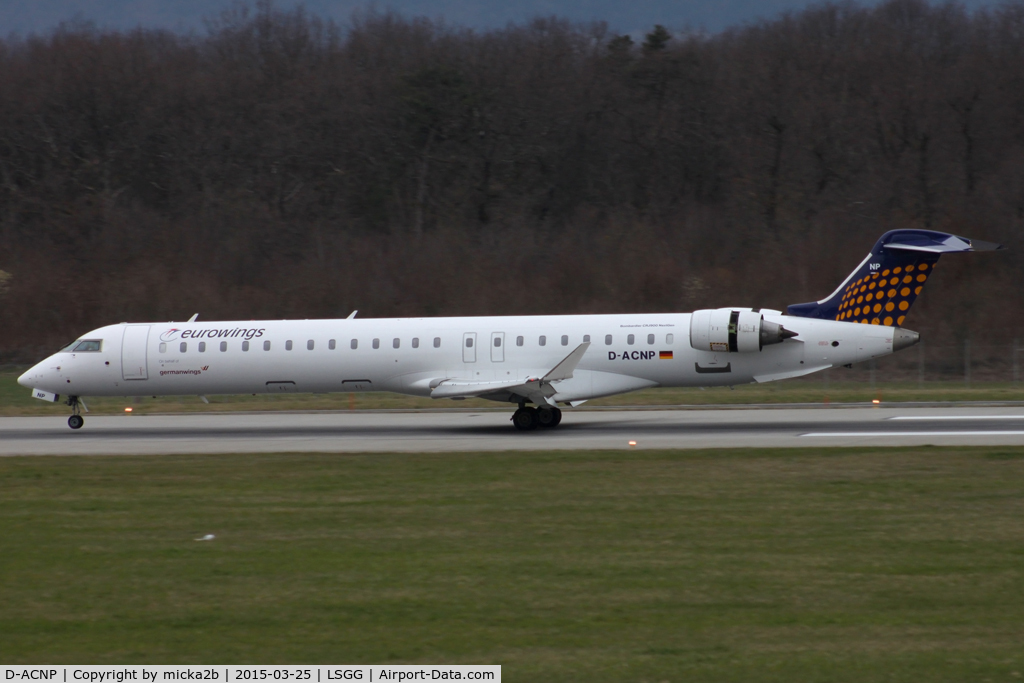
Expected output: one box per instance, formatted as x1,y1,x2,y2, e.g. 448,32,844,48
1,447,1024,680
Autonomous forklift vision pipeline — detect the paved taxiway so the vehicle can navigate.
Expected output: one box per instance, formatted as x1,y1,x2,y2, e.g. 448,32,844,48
2,406,1024,455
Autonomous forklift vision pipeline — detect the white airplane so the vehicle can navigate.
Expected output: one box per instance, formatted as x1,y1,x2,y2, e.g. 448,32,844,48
18,229,1002,431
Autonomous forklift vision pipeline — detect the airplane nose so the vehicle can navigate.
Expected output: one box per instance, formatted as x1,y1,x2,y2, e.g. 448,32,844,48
18,362,44,388
17,369,34,388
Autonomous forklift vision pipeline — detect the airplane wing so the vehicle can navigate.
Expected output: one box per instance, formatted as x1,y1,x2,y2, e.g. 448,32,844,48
430,377,543,400
430,342,591,403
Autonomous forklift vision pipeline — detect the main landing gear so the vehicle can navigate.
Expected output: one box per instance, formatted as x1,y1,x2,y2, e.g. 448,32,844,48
66,396,84,430
512,404,562,431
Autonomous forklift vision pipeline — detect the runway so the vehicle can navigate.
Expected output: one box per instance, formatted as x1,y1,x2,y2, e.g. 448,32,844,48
3,406,1024,455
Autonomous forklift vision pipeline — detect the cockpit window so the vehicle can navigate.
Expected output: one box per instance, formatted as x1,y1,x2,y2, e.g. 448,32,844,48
71,340,102,352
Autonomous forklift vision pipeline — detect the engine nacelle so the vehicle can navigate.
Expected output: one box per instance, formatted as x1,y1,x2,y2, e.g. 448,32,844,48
689,308,797,353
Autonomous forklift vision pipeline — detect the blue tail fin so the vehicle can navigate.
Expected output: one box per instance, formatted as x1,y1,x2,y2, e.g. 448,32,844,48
787,229,1003,327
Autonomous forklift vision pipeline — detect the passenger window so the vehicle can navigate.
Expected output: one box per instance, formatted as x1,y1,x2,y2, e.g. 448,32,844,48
517,336,524,347
627,334,635,345
351,339,358,349
494,337,501,347
286,340,293,351
433,337,441,348
393,338,400,349
264,341,271,351
180,342,187,353
242,341,250,352
72,340,102,352
329,339,336,350
583,335,590,343
159,342,167,353
198,342,206,353
465,337,474,348
373,338,380,349
220,341,227,352
412,338,419,348
539,335,546,346
666,333,674,344
561,335,568,346
307,340,314,350
647,334,655,345
605,334,612,345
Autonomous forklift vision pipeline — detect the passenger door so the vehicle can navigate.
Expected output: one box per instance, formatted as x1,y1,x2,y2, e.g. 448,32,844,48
490,332,505,362
463,332,477,363
121,325,150,381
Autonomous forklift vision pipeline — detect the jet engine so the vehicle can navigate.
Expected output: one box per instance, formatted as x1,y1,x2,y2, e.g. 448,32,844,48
689,308,797,352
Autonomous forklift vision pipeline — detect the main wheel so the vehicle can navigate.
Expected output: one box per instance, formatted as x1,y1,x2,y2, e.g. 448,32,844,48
68,414,84,430
512,407,538,431
537,406,562,428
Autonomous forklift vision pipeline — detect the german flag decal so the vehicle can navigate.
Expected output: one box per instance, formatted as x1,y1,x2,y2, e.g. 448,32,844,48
659,351,673,359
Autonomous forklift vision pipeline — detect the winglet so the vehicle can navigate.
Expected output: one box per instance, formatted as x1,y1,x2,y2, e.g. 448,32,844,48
347,310,358,319
543,342,590,382
187,313,199,322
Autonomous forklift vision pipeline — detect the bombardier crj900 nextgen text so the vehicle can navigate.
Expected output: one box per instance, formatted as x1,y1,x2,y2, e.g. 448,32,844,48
19,229,1003,431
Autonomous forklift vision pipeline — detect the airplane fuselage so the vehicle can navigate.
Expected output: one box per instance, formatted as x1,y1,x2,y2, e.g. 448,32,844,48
19,311,901,404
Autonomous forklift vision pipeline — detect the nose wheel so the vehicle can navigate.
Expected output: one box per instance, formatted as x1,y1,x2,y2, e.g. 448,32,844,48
65,396,85,429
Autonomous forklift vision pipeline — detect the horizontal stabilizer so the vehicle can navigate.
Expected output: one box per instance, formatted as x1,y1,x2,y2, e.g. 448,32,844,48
883,233,1005,253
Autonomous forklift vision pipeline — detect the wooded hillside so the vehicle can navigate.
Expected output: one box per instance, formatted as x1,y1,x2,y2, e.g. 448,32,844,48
1,0,1020,361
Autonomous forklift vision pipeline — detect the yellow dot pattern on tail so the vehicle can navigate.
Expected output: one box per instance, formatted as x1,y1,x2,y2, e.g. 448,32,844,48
786,229,1002,324
834,260,934,325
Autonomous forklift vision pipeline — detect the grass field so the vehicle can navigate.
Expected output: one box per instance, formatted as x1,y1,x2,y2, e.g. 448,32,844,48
2,447,1023,680
2,369,1024,416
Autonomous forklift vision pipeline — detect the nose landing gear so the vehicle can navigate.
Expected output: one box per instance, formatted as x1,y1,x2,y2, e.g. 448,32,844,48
66,396,85,429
